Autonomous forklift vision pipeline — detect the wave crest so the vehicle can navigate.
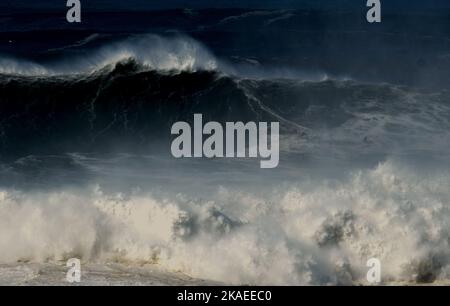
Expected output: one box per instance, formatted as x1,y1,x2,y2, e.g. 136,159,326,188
0,34,220,76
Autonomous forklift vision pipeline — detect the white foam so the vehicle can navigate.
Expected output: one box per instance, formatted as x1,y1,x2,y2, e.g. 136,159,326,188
0,160,449,285
0,34,220,76
0,34,332,81
0,58,49,76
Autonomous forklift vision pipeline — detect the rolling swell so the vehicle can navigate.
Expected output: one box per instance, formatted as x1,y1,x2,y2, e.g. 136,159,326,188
1,57,450,163
0,32,449,165
0,60,275,160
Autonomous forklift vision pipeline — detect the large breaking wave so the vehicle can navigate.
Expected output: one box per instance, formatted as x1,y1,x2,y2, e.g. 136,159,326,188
0,52,448,161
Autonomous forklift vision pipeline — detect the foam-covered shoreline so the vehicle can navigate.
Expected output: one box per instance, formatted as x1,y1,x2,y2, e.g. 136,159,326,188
2,263,450,286
0,263,219,286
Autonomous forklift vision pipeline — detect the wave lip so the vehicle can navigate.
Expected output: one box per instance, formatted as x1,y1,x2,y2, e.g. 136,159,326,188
0,34,221,76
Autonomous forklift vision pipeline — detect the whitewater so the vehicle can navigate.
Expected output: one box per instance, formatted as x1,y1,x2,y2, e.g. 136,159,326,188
0,160,450,285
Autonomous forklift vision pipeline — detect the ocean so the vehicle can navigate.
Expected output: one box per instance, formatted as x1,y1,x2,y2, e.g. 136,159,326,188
0,5,450,285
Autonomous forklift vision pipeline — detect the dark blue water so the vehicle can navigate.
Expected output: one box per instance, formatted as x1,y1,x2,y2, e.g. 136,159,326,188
0,3,449,187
